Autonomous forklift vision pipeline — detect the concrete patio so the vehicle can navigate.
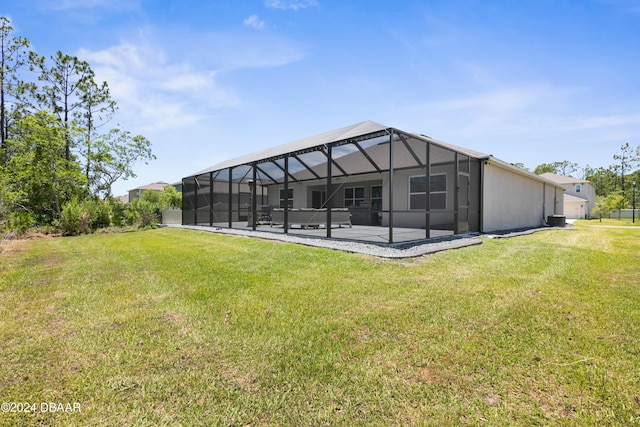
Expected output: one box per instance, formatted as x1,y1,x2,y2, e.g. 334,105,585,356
197,222,454,244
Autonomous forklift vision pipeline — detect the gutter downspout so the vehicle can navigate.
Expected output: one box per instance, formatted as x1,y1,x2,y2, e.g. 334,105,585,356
542,183,546,226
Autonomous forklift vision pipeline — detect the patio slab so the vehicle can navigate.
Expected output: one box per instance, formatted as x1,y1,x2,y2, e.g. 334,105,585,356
167,223,480,258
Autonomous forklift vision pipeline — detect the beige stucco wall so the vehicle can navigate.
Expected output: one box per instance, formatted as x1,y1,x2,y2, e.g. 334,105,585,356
482,161,563,232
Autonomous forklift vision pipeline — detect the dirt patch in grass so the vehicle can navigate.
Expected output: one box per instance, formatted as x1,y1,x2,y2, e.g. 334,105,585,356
0,231,58,256
165,312,184,323
0,238,28,256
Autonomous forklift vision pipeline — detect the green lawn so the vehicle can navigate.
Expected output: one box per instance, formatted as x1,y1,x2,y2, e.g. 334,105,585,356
576,217,640,227
0,225,639,426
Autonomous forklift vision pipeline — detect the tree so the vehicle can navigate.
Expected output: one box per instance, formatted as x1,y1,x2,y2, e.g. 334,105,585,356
76,78,116,191
0,15,156,231
27,51,94,161
5,112,86,223
591,196,611,222
161,185,182,209
555,160,579,177
613,143,639,197
608,193,626,220
534,163,556,175
511,162,530,172
534,160,579,176
91,127,155,197
584,166,619,196
0,17,30,160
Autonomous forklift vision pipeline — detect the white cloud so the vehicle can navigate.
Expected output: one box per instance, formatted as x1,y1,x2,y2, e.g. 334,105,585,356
265,0,318,10
434,84,565,114
243,14,265,30
193,32,307,70
75,27,306,137
77,40,238,134
544,113,640,132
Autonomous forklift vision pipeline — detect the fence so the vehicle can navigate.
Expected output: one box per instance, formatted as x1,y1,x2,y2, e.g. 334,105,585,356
607,209,639,219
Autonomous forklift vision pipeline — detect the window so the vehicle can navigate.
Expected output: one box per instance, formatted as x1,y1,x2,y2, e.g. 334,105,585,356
409,174,446,210
344,187,365,207
279,188,293,208
371,186,382,210
430,174,447,210
576,184,581,193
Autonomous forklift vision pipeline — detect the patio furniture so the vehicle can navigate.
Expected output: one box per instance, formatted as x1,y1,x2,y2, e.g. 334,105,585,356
258,205,272,225
271,208,352,229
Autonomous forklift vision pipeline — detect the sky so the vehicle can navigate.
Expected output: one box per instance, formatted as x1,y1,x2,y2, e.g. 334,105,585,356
3,0,640,196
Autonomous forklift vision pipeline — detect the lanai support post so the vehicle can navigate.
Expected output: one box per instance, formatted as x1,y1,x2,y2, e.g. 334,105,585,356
209,172,214,226
251,163,257,231
193,176,198,225
228,168,233,228
388,129,394,244
426,142,431,239
326,145,332,238
454,152,460,235
284,156,289,234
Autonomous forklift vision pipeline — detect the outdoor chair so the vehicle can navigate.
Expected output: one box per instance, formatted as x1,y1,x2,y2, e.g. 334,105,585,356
258,205,272,224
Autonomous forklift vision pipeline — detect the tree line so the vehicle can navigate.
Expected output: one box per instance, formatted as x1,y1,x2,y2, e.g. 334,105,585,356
0,17,176,235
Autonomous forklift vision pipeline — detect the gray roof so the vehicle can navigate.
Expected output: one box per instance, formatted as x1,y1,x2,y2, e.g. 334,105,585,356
565,193,589,202
540,172,591,185
190,120,491,177
130,181,170,191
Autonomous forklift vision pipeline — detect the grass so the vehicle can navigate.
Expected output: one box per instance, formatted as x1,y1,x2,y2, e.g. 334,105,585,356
577,217,640,226
0,224,639,426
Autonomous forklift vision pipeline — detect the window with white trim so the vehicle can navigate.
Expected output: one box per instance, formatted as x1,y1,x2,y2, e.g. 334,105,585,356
409,174,446,210
575,184,581,193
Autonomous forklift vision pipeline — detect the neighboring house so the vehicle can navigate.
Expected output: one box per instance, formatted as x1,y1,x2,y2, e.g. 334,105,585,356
116,194,129,204
540,173,595,219
128,181,170,203
171,181,182,193
182,121,564,244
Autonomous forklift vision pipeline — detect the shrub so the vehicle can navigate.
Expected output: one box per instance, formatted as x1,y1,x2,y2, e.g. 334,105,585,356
85,199,111,230
8,211,35,233
60,199,84,236
129,199,158,228
109,200,127,227
124,201,141,226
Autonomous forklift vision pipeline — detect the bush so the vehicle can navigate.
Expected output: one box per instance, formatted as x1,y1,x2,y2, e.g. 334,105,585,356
85,199,111,230
127,199,158,228
110,200,127,227
60,199,84,236
8,211,35,233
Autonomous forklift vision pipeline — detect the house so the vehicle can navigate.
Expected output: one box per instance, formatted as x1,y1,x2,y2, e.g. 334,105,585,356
181,121,564,244
539,173,595,219
116,194,129,204
127,181,170,203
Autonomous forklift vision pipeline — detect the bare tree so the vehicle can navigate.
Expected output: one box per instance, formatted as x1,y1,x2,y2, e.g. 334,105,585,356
0,16,30,160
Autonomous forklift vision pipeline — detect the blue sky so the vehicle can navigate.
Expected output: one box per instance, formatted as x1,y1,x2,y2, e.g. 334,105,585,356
4,0,640,196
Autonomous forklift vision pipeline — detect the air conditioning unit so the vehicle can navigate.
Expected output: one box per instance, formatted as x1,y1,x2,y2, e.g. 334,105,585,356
547,215,566,227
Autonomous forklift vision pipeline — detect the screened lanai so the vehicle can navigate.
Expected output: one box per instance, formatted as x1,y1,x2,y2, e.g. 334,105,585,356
182,121,486,244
